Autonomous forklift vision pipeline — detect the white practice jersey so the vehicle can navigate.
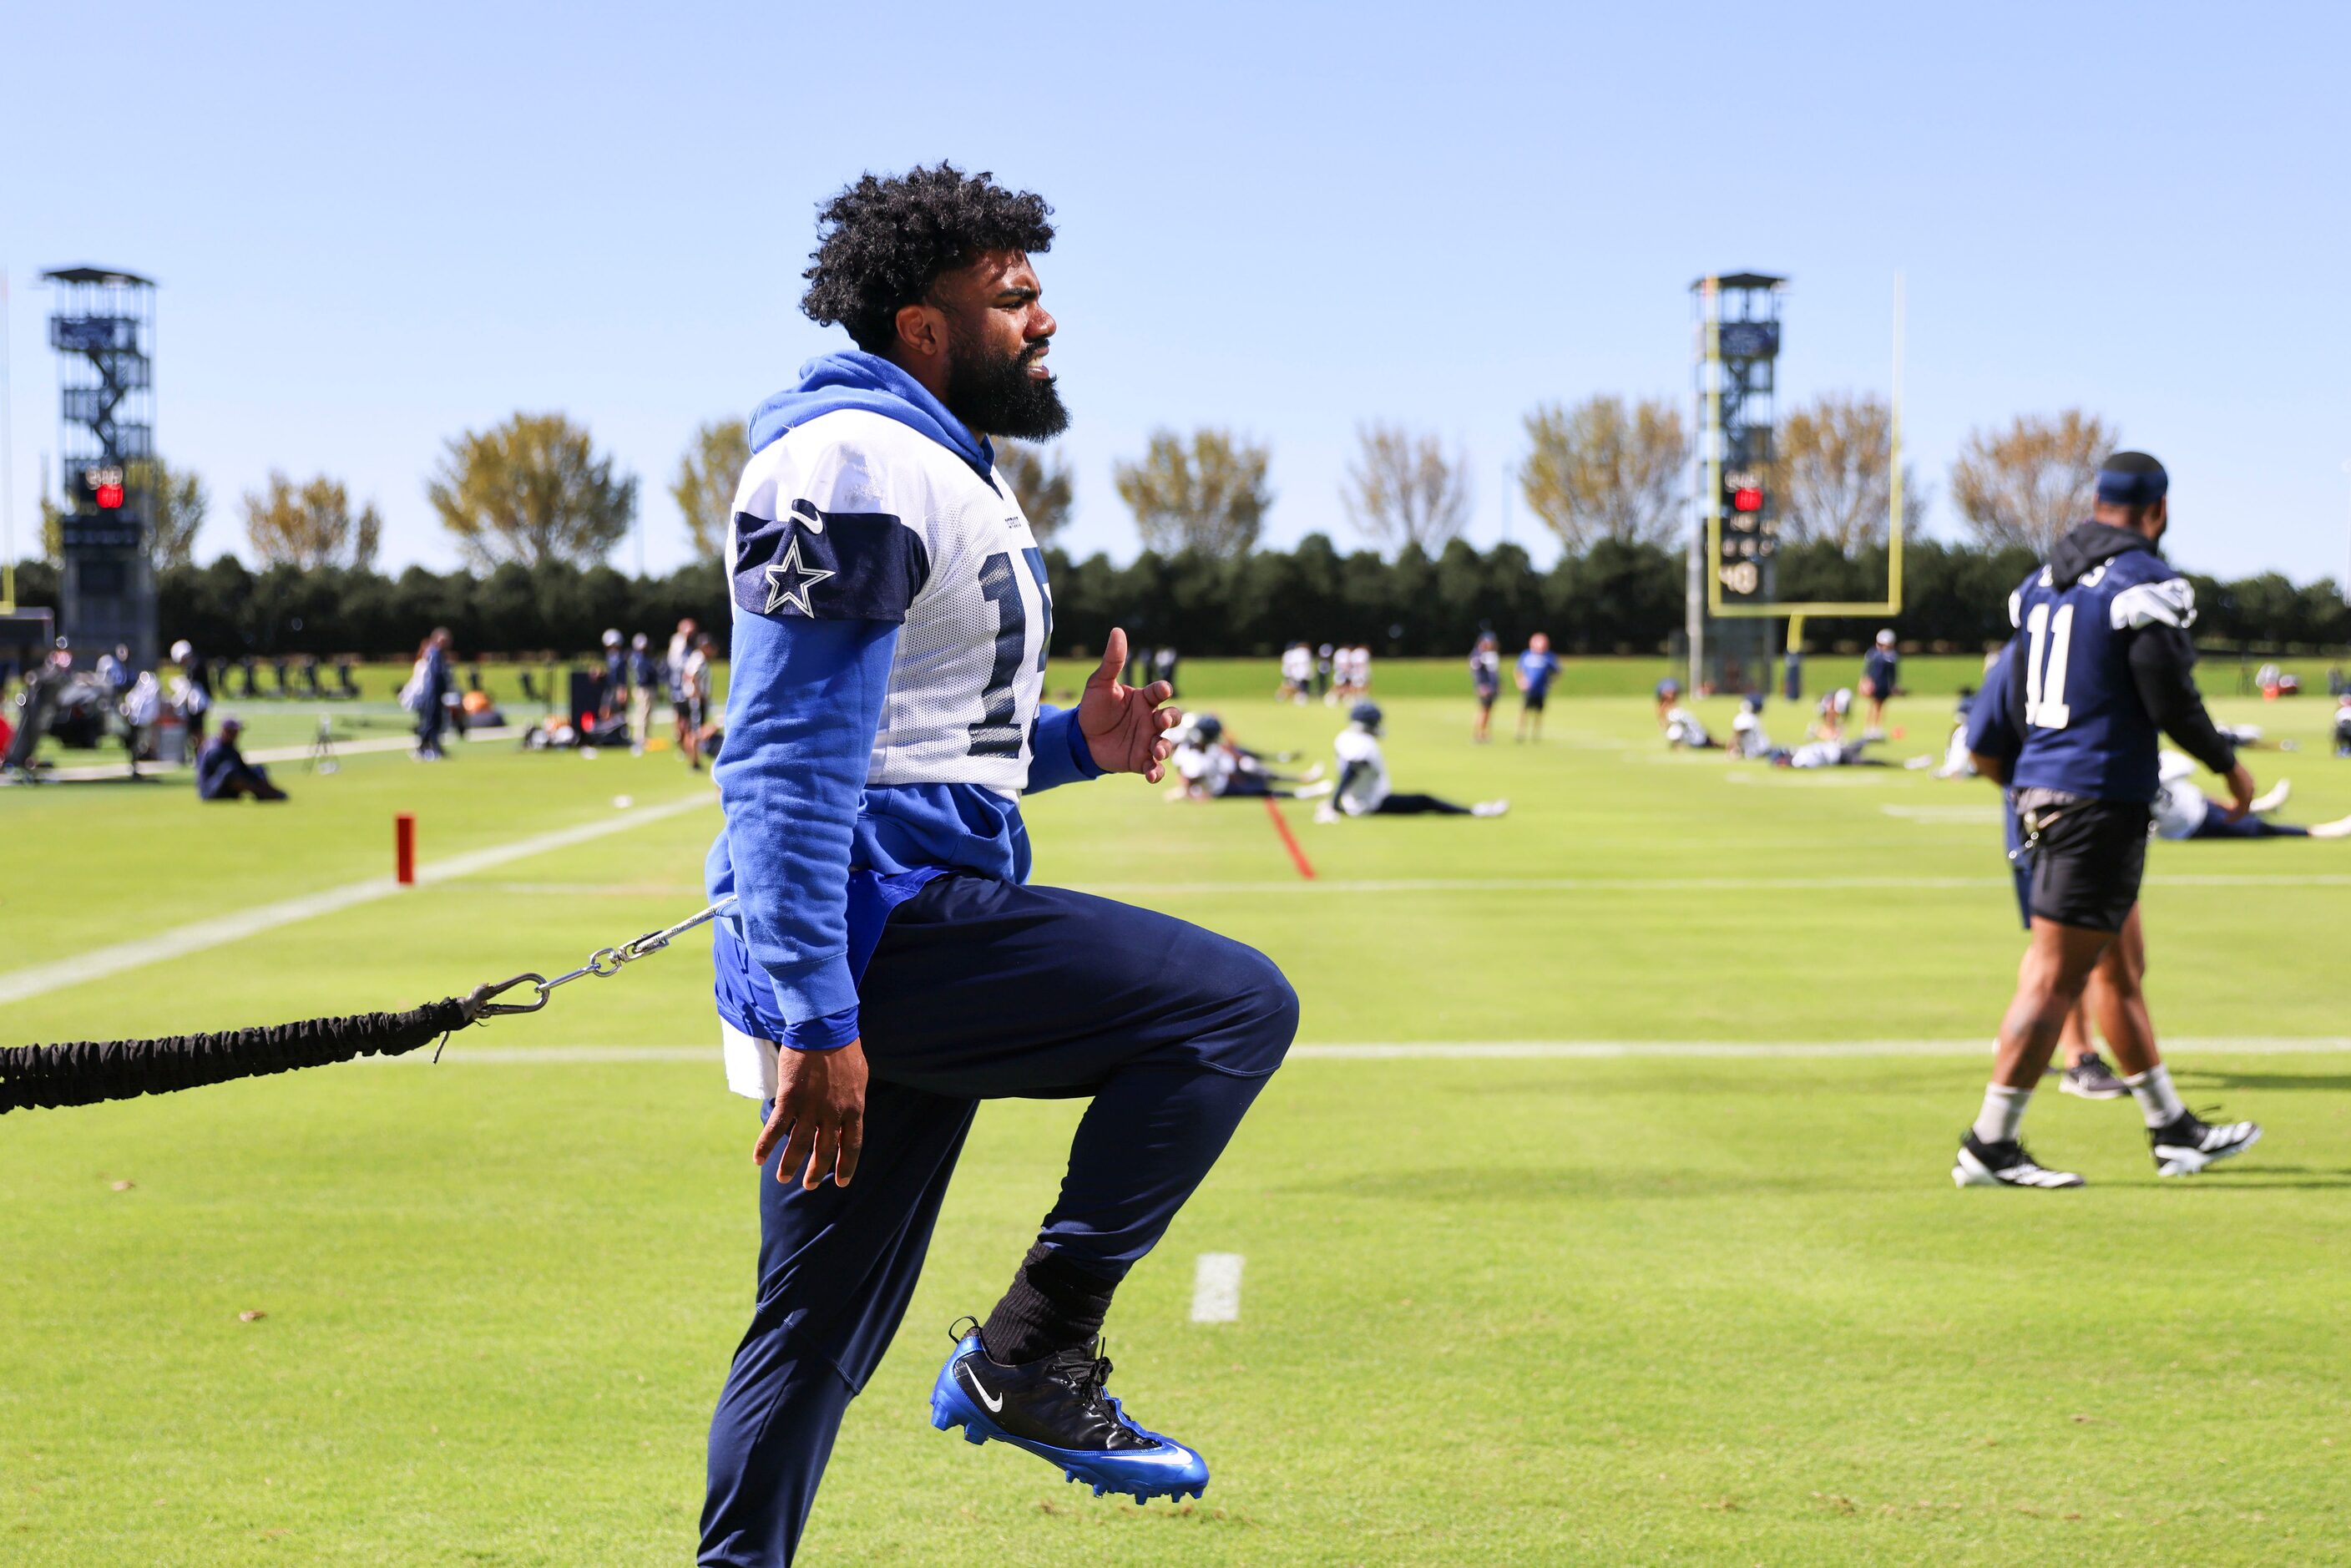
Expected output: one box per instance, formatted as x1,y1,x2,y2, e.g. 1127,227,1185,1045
1175,741,1236,797
1664,706,1711,748
2152,751,2207,839
726,408,1050,795
1332,726,1390,814
1930,721,1976,779
1281,646,1312,683
1730,708,1771,758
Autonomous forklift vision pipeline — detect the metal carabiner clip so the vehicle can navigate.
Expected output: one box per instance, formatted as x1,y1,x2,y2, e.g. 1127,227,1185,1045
468,973,550,1018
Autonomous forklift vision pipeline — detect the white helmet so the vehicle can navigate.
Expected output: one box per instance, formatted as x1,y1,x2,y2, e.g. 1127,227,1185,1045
2157,751,2197,784
169,639,192,662
602,629,623,647
1876,629,1896,647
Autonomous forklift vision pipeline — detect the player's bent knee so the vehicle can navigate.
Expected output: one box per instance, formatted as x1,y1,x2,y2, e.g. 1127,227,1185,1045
1216,943,1298,1078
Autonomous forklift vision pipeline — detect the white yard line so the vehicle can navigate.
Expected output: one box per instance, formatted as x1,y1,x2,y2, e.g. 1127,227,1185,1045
385,1037,2351,1066
1059,873,2351,897
1289,1038,2351,1060
0,792,714,1006
1190,1253,1245,1323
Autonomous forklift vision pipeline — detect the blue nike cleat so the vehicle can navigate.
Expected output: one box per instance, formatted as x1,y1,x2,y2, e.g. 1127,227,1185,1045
928,1322,1209,1504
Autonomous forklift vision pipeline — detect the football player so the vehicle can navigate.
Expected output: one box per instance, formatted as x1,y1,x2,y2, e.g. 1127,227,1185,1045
1514,633,1561,741
1165,715,1325,801
1954,453,2262,1189
1315,702,1507,821
1729,695,1774,759
1469,631,1502,742
1663,701,1722,750
1965,641,2131,1100
1859,629,1900,739
1277,641,1313,704
700,166,1297,1565
2154,751,2351,840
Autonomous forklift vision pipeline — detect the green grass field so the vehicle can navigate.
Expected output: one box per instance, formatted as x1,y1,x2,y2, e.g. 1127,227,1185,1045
5,675,2349,1565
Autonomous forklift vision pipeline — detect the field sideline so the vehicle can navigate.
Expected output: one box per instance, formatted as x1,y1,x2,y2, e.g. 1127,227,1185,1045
4,678,2348,1565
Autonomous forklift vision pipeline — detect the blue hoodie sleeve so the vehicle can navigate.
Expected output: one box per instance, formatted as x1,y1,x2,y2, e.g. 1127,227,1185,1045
715,609,897,1052
1964,639,2024,761
1023,703,1105,793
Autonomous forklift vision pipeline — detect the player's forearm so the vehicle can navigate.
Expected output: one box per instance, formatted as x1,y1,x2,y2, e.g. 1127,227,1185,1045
718,614,898,1047
2127,625,2236,776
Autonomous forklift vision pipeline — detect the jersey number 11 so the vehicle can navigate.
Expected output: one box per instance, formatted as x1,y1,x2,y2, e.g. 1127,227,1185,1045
2022,601,2075,731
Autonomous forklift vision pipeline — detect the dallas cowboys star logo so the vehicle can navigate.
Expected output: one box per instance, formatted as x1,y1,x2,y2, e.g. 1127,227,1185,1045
762,537,836,616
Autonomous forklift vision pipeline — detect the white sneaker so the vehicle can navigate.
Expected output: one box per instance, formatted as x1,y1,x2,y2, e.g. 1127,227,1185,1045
1313,804,1340,824
2249,778,2290,814
2309,815,2351,840
1294,780,1333,799
1299,761,1324,782
1471,799,1509,817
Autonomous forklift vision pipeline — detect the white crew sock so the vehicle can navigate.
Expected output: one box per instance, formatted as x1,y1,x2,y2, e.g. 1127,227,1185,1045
2125,1064,2185,1130
1971,1084,2033,1145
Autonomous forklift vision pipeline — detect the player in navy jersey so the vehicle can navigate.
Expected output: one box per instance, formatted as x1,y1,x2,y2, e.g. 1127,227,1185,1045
1514,633,1561,741
1954,453,2262,1188
697,168,1295,1566
1965,640,2131,1100
1469,632,1501,741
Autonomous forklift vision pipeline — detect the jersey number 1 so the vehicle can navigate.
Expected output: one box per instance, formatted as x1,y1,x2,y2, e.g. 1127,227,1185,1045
2023,601,2075,730
968,549,1053,757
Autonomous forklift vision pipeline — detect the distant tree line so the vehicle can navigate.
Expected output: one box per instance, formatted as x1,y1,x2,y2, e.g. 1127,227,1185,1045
8,537,2342,663
20,397,2344,660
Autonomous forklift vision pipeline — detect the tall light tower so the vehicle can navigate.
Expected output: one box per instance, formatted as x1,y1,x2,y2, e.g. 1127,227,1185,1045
44,265,157,668
1687,272,1785,695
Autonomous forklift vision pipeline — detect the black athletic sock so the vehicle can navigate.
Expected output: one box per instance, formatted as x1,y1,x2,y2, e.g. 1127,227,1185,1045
980,1243,1120,1365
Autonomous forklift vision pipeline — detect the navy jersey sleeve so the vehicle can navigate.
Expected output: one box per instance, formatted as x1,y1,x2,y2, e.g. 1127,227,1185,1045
731,498,931,623
1964,639,2025,762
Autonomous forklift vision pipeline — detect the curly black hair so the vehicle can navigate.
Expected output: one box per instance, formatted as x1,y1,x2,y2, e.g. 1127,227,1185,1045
801,164,1054,353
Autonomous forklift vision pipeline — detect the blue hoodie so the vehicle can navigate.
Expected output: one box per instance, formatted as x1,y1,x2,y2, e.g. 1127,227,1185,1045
706,351,1098,1054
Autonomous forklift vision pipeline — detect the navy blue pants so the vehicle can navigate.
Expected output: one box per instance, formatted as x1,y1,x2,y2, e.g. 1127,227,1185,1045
2189,812,2306,839
699,874,1296,1567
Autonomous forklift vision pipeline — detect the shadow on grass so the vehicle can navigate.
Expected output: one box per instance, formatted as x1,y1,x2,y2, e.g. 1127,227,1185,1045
2177,1070,2351,1093
2149,1165,2351,1190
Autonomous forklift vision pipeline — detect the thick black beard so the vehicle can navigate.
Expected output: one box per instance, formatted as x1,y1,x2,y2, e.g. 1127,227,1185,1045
943,326,1069,441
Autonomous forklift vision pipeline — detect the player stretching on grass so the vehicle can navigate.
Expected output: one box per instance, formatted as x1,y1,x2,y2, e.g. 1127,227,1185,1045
1954,453,2262,1189
699,166,1296,1566
1315,703,1507,821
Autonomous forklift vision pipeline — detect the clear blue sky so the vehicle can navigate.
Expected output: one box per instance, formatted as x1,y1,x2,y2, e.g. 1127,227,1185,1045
5,0,2347,587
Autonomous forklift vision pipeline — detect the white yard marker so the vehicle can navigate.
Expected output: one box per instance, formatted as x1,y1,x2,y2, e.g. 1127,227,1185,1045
1191,1252,1244,1324
367,1036,2351,1066
0,792,715,1006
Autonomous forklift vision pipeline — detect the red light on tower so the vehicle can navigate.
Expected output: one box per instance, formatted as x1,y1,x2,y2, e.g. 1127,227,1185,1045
96,483,124,509
1731,486,1763,513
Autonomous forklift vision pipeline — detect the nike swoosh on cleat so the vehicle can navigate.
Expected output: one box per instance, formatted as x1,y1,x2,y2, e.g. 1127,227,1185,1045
963,1366,1004,1414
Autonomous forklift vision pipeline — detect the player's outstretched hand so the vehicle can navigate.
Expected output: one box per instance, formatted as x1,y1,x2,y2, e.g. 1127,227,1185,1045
2218,761,2259,822
756,1038,868,1190
1080,627,1182,782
